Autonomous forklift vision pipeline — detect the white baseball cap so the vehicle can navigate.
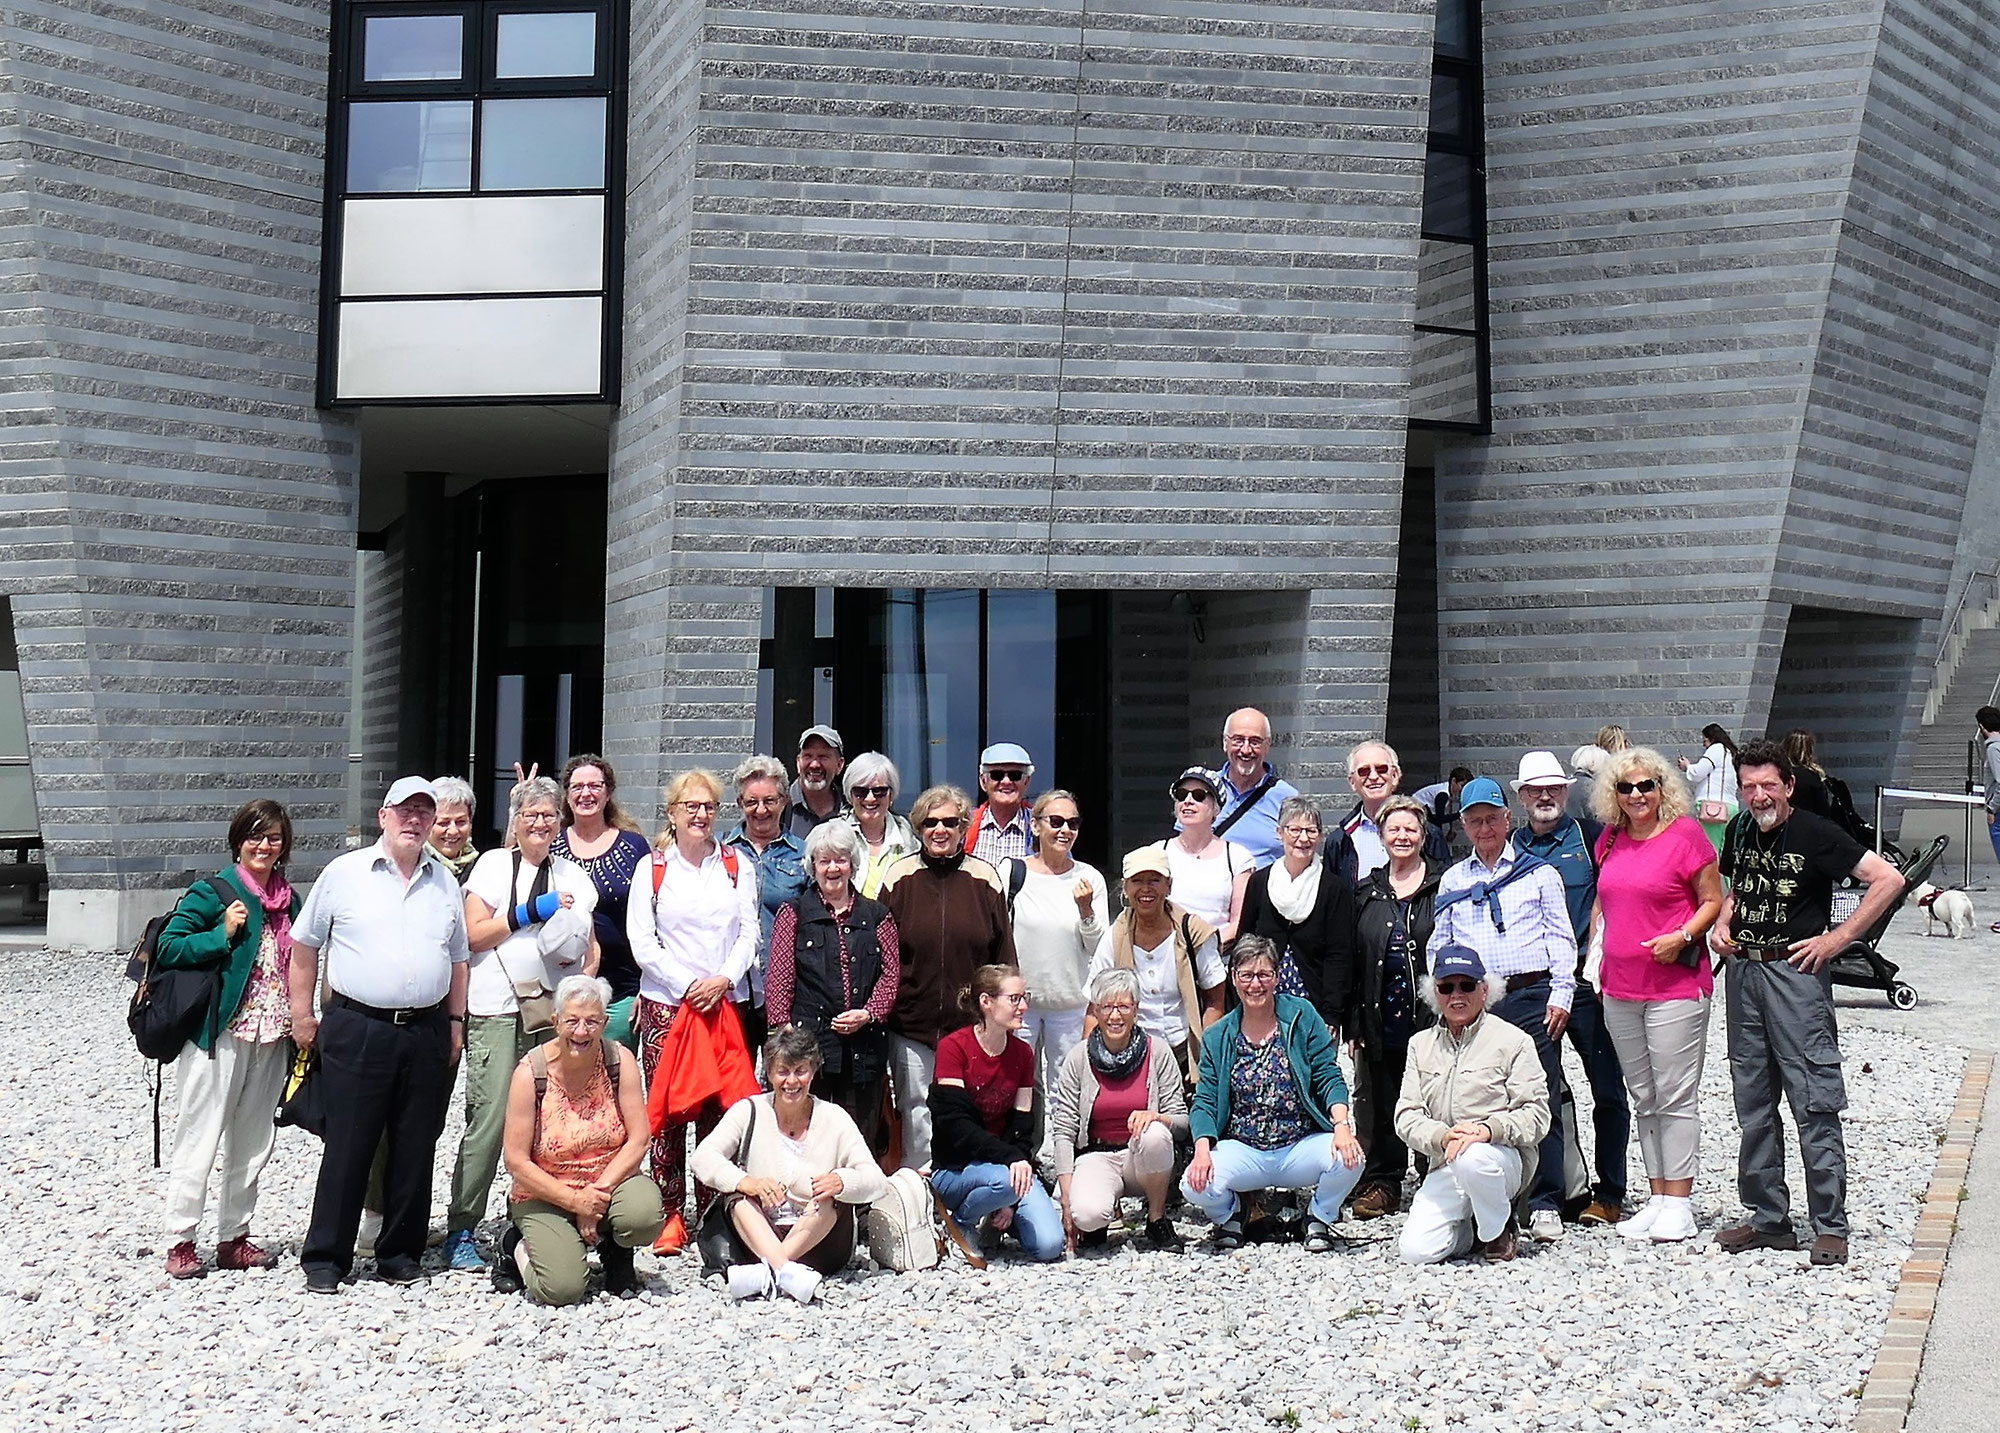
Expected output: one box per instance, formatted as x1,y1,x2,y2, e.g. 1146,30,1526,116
383,776,437,807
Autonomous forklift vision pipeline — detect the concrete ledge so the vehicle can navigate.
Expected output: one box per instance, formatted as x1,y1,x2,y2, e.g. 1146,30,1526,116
45,889,157,953
1856,1050,1993,1432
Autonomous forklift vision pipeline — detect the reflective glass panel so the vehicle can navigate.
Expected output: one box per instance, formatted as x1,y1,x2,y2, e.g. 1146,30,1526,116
1429,72,1471,141
1422,150,1476,240
363,14,464,82
495,11,598,78
881,590,980,794
985,591,1057,782
346,100,473,192
1435,0,1475,58
1415,238,1479,331
479,97,606,190
1410,329,1481,424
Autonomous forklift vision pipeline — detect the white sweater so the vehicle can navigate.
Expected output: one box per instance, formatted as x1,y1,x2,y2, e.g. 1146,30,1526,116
1002,860,1108,1011
1683,743,1739,806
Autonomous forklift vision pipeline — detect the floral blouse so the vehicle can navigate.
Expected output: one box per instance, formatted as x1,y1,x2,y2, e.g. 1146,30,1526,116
226,925,292,1045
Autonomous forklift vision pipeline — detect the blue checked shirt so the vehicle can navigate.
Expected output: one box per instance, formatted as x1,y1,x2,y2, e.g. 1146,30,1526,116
1428,845,1578,1012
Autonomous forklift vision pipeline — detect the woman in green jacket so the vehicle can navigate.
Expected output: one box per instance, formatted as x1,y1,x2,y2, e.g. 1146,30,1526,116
1180,936,1365,1251
155,799,302,1280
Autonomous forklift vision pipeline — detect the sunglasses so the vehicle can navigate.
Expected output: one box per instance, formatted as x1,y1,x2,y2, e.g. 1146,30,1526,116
1614,779,1659,795
986,769,1027,783
1435,978,1479,995
1040,815,1080,830
1174,789,1214,804
852,785,892,799
1352,764,1394,779
920,816,964,830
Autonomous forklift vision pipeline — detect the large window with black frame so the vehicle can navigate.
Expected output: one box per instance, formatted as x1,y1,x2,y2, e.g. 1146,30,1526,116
320,0,624,404
1411,0,1489,430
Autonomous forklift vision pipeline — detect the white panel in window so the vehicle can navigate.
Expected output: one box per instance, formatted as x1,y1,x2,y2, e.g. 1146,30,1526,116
337,297,602,399
494,11,597,78
340,196,603,296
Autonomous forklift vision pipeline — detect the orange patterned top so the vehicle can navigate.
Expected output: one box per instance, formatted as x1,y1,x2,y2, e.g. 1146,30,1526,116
532,1059,625,1190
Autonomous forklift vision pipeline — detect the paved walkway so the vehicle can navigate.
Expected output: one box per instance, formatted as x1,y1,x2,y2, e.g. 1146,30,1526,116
1839,912,2000,1431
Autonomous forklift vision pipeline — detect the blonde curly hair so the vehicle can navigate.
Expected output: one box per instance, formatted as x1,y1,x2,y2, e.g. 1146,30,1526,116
1590,745,1691,828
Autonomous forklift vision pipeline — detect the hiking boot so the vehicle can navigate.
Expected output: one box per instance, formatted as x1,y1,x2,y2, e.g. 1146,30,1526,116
1144,1218,1183,1252
1578,1200,1623,1227
215,1236,278,1271
1809,1234,1850,1266
600,1238,641,1297
1478,1225,1518,1262
1715,1222,1800,1253
1350,1184,1398,1220
165,1241,205,1280
651,1211,687,1256
491,1227,525,1295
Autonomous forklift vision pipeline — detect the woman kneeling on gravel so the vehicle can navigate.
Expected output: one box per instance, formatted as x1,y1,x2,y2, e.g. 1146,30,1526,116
498,976,662,1304
1181,937,1364,1251
691,1024,888,1301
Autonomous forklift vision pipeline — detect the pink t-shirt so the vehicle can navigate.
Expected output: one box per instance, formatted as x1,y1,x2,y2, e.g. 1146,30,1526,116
1089,1062,1151,1149
1594,817,1717,1002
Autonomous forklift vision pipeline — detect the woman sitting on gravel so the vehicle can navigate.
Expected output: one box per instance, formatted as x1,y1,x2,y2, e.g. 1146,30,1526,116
155,798,301,1280
1047,967,1187,1252
1181,936,1364,1251
927,965,1066,1264
498,976,662,1304
691,1024,888,1302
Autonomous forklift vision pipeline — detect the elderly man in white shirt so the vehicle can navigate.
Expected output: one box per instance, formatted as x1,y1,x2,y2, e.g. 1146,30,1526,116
289,776,472,1294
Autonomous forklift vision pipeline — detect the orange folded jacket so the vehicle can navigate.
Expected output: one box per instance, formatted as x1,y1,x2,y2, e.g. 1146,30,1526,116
646,998,761,1131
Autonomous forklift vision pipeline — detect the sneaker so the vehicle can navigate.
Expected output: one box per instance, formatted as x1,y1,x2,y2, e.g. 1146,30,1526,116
1578,1200,1623,1227
1211,1217,1244,1251
355,1210,382,1259
1648,1200,1697,1243
492,1227,525,1295
1478,1225,1518,1262
934,1192,988,1270
1143,1218,1183,1252
1350,1184,1398,1220
726,1262,773,1300
305,1266,343,1295
652,1211,688,1256
1527,1209,1564,1243
774,1261,822,1304
1617,1200,1662,1241
164,1241,205,1280
443,1229,483,1272
1303,1219,1337,1253
215,1236,279,1271
375,1256,424,1285
1809,1234,1850,1266
1715,1222,1800,1253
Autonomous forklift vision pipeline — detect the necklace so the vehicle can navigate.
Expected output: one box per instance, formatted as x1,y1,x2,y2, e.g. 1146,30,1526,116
1749,820,1786,856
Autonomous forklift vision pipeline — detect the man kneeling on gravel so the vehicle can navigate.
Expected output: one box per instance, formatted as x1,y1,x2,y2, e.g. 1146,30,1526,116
1393,947,1551,1263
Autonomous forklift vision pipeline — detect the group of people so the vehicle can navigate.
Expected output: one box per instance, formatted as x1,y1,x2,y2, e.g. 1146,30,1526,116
151,708,1904,1302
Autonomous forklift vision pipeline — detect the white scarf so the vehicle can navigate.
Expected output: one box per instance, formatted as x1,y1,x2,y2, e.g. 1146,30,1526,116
1266,855,1321,924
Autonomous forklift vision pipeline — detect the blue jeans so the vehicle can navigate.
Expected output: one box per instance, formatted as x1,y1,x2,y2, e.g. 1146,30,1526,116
1988,814,2000,867
1493,979,1566,1214
1178,1133,1365,1226
929,1163,1065,1262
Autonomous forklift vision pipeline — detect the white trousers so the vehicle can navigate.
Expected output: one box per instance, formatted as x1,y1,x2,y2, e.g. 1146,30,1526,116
887,1033,937,1170
1016,1006,1087,1164
1398,1143,1524,1264
163,1032,291,1242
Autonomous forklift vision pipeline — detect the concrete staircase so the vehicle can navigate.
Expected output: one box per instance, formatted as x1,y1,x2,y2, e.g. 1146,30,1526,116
1905,580,2000,883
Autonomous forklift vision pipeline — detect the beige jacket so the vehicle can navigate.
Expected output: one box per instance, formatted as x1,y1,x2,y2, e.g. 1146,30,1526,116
1045,1034,1190,1178
690,1093,889,1206
1393,1011,1550,1159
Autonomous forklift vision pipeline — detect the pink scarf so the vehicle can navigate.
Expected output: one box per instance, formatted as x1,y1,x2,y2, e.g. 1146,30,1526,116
234,863,294,966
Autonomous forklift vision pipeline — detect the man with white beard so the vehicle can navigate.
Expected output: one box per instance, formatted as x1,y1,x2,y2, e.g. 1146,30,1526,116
786,725,847,839
1711,739,1902,1267
1510,752,1628,1228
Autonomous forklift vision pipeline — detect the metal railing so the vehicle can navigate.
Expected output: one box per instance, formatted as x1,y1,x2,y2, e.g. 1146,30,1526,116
1937,562,2000,669
1875,785,1981,889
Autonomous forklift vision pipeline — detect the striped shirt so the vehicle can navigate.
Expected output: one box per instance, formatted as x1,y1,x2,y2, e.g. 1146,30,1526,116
1428,845,1578,1013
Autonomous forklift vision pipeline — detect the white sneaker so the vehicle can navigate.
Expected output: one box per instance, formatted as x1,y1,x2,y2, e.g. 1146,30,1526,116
774,1262,822,1304
1617,1200,1662,1241
1648,1200,1698,1243
726,1262,774,1301
1528,1209,1565,1243
356,1210,382,1258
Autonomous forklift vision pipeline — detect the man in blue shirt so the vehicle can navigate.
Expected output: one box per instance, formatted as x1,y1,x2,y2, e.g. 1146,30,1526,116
1509,750,1627,1228
1210,707,1299,869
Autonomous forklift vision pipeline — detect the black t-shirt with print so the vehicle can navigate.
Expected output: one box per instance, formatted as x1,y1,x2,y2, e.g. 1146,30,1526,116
1719,809,1866,951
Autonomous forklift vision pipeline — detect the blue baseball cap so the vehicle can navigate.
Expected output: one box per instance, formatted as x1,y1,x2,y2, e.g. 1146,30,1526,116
1431,944,1486,983
1457,776,1507,812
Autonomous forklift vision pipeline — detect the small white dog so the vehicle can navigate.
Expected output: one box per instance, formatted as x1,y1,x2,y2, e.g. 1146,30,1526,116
1914,882,1976,938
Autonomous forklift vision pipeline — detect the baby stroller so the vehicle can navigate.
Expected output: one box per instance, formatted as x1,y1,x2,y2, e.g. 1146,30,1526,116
1824,835,1947,1010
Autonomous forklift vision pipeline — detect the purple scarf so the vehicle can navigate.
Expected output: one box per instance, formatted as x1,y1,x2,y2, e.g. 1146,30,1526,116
234,863,294,966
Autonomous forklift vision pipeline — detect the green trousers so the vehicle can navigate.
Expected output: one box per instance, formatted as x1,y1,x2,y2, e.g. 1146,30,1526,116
511,1176,665,1305
446,1014,538,1234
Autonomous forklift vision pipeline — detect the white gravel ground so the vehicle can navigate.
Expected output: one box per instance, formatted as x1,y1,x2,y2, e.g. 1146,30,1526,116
0,949,1963,1433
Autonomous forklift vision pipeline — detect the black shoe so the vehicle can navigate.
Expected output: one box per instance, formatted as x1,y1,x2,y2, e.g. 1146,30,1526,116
375,1256,424,1285
1144,1218,1183,1251
1076,1227,1109,1251
600,1238,641,1297
304,1266,342,1295
492,1227,526,1295
1212,1217,1244,1250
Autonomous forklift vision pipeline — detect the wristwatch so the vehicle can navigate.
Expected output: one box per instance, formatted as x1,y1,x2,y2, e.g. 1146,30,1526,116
449,1014,467,1025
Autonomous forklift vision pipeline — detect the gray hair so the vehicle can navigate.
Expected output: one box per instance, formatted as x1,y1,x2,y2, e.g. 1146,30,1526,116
763,1024,823,1072
432,776,476,816
510,776,563,824
1417,970,1506,1013
1086,966,1140,1007
804,818,866,872
1228,934,1281,975
1347,740,1400,774
554,974,612,1017
1275,794,1321,831
843,751,901,803
733,754,789,793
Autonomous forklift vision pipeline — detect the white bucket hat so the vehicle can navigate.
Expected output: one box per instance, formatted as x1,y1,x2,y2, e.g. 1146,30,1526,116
1512,751,1574,791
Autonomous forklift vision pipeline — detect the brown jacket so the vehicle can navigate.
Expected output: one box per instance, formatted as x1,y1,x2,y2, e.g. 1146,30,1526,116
880,851,1015,1048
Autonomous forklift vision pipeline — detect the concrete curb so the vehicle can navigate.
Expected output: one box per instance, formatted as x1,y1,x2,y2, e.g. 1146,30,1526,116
1855,1050,1993,1432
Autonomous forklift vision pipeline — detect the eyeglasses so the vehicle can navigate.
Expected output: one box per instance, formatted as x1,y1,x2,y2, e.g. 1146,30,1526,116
1435,978,1479,995
520,812,560,828
1095,1001,1136,1015
1280,825,1320,838
567,781,606,794
1352,764,1394,779
242,833,285,849
739,796,782,811
920,816,964,830
676,800,718,815
1174,789,1213,804
1234,969,1277,985
1224,735,1268,749
985,768,1027,783
1614,780,1659,796
1040,815,1080,830
853,785,893,799
999,992,1032,1006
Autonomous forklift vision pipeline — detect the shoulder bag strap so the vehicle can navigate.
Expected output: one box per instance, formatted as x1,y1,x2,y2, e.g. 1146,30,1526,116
529,1044,550,1159
1212,772,1279,839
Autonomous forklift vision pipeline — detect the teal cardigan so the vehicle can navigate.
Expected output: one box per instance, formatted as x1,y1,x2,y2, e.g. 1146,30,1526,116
154,870,301,1052
1189,993,1350,1145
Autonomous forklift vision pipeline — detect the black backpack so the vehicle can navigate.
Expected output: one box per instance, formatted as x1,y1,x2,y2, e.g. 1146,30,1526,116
126,877,234,1164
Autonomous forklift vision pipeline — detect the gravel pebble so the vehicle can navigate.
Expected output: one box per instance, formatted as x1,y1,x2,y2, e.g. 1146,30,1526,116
1,950,1963,1431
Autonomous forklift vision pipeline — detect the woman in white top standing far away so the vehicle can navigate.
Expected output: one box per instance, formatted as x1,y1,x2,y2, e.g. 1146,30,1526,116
1677,724,1740,854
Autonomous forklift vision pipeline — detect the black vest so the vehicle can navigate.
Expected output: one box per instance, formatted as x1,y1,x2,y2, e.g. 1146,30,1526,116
787,890,890,1081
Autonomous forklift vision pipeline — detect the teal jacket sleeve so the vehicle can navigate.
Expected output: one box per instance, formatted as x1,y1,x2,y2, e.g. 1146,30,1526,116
1188,1022,1230,1145
154,879,232,969
1297,1008,1350,1116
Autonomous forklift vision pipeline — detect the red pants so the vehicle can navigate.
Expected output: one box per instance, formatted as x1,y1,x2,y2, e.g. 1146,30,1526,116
634,996,724,1219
